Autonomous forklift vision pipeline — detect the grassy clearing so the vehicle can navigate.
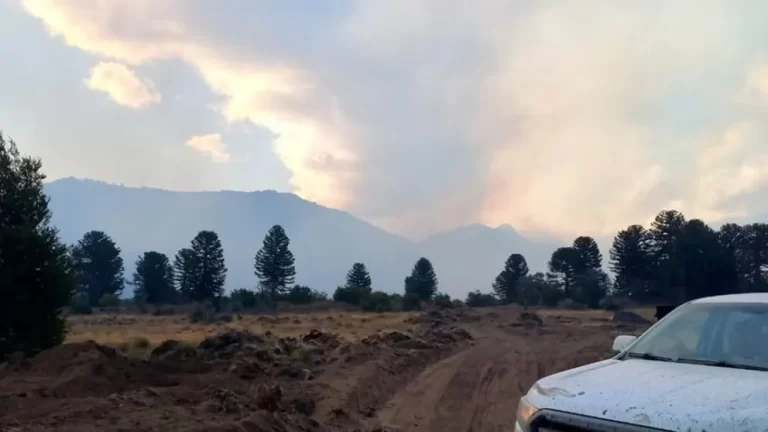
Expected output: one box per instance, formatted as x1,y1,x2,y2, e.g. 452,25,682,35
66,307,656,348
66,311,420,347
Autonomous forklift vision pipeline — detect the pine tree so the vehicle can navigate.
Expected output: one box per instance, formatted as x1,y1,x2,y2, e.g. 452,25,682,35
572,269,610,308
71,230,124,305
0,132,75,360
133,251,177,304
254,225,296,299
404,257,438,301
492,253,529,304
173,248,197,300
548,247,580,296
717,223,748,291
572,236,602,271
346,262,372,293
681,219,738,301
610,224,653,299
188,230,227,302
649,210,687,302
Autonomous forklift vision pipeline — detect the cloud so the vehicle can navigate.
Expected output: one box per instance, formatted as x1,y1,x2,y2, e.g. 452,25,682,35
185,133,229,163
20,0,768,238
84,62,160,108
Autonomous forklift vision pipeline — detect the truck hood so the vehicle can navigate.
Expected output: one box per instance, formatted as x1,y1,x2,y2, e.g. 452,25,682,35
527,358,768,431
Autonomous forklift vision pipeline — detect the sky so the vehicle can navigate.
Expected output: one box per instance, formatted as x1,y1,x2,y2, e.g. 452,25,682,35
4,0,768,240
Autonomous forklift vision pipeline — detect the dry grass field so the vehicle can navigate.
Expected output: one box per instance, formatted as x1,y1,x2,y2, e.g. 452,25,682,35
64,306,655,355
66,310,421,349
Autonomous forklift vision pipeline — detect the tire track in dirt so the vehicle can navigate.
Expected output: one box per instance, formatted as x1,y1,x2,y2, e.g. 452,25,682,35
379,329,530,432
377,316,617,432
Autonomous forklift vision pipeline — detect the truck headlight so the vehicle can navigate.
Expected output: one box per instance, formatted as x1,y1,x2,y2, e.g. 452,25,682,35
515,396,538,431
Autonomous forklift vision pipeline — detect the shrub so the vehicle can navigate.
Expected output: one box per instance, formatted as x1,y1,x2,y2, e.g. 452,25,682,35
98,293,120,308
188,304,216,323
333,286,365,306
152,307,176,316
231,288,259,309
310,289,328,302
362,291,393,312
71,292,93,315
402,292,421,311
131,337,151,350
557,298,586,310
433,292,453,308
599,296,622,311
284,285,313,304
465,290,497,308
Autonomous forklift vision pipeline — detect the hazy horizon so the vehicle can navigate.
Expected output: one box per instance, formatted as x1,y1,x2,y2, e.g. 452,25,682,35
6,1,768,241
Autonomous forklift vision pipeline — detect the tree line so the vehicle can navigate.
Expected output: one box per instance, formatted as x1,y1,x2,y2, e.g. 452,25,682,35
466,210,768,309
4,132,768,360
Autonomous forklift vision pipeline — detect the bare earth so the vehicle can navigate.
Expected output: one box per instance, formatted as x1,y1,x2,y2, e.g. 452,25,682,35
0,306,649,432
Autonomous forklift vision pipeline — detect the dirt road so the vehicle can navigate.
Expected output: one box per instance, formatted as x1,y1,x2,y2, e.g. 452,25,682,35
0,306,628,431
379,314,616,432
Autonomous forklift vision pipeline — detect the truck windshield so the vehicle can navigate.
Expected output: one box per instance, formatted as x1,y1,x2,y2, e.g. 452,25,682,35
623,302,768,371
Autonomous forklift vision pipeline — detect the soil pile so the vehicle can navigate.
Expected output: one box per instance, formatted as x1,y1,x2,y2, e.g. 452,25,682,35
612,310,651,325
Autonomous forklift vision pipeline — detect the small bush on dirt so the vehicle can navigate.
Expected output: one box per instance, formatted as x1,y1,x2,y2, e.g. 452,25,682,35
71,292,93,315
452,299,465,308
98,293,120,308
465,290,497,307
433,292,453,308
362,291,393,312
290,346,312,364
132,336,151,350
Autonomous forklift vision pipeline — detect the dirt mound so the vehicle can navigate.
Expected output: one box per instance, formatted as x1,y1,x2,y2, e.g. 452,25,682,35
519,311,544,326
0,341,178,399
195,329,343,381
612,310,651,325
302,329,342,349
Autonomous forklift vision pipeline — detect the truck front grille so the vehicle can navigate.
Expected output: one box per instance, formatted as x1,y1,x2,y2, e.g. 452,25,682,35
530,410,673,432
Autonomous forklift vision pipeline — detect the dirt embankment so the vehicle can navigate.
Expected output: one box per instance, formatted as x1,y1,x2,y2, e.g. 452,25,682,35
0,307,644,432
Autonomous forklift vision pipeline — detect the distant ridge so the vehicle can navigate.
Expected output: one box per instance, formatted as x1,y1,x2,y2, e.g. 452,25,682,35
45,178,561,297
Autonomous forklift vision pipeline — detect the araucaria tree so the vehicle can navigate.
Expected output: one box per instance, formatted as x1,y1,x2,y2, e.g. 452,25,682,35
548,247,580,296
173,247,197,299
346,262,372,293
133,251,177,304
405,257,438,301
180,230,227,302
72,230,124,305
610,224,652,299
254,225,296,299
0,132,75,360
572,236,602,271
492,253,529,304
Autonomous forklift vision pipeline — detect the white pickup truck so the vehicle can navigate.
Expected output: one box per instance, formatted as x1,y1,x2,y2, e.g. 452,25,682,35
515,293,768,432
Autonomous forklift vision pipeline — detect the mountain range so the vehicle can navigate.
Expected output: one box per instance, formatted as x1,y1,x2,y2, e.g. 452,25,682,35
45,178,565,298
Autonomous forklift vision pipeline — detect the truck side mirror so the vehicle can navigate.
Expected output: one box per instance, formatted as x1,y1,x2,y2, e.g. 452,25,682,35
612,335,637,354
